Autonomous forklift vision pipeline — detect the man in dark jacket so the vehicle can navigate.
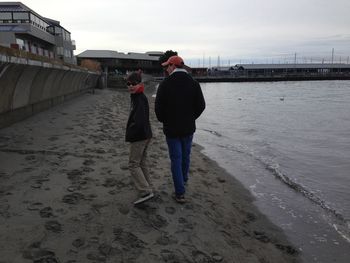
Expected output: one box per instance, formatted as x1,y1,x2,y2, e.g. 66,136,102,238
155,55,206,203
125,72,153,205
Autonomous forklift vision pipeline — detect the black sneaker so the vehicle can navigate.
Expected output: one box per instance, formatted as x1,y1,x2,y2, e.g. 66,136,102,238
133,192,154,205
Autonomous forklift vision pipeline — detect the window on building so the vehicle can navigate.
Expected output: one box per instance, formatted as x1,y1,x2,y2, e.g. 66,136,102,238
0,12,12,23
0,12,12,20
47,26,54,34
56,46,64,55
38,47,43,56
31,44,38,54
13,12,29,21
64,49,71,58
55,26,62,35
15,38,25,50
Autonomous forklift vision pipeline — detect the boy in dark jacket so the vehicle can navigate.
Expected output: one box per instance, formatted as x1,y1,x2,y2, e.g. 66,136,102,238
125,72,153,205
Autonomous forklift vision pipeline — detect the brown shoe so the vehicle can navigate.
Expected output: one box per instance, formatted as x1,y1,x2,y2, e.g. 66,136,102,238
172,193,186,204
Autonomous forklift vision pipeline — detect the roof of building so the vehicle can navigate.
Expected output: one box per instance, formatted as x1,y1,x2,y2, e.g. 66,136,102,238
76,50,160,61
0,2,26,11
236,63,350,70
0,2,69,32
145,51,164,56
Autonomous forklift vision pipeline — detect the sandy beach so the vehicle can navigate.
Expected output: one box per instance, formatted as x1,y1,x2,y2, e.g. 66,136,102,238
0,85,300,262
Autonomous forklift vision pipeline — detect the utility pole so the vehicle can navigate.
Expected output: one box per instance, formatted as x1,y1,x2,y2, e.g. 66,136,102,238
217,56,220,68
209,56,211,68
331,48,334,64
294,53,297,64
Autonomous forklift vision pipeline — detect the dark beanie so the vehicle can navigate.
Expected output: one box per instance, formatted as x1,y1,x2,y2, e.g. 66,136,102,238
126,72,142,83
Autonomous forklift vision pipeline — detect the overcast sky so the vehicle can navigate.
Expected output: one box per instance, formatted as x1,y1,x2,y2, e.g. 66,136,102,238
23,0,350,66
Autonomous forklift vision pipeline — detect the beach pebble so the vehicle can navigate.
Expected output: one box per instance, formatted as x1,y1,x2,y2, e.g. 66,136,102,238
212,253,224,262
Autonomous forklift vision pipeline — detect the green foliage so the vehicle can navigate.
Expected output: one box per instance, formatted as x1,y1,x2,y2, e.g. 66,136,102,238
159,50,178,65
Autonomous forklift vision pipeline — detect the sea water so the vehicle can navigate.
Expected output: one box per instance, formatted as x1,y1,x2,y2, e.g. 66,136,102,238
194,80,350,262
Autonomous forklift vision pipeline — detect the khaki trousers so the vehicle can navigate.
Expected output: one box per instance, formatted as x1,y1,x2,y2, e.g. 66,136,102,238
129,139,152,196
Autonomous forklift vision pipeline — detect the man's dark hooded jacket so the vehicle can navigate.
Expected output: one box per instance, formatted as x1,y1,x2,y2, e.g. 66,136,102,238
155,70,205,138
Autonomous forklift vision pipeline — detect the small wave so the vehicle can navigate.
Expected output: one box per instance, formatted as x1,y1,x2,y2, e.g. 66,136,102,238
264,163,346,222
201,128,223,137
332,224,350,243
217,143,347,224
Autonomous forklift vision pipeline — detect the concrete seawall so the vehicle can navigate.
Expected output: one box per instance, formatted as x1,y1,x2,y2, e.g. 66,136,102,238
0,52,100,128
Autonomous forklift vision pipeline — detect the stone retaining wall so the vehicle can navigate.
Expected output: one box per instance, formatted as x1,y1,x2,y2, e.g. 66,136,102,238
0,50,100,128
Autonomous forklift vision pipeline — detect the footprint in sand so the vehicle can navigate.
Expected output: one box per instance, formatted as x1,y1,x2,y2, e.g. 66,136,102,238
113,227,146,251
156,234,178,246
217,177,226,183
86,252,106,262
117,204,130,215
31,182,42,189
22,243,59,263
39,207,54,218
62,193,85,205
160,249,183,262
120,163,128,170
27,202,44,211
0,201,10,218
178,217,194,230
48,136,59,141
254,230,270,243
83,159,95,166
25,155,36,161
45,220,63,233
72,238,85,249
102,178,117,187
191,250,211,262
165,207,176,215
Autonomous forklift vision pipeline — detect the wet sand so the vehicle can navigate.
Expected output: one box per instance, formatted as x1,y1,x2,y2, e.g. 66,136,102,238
0,87,300,262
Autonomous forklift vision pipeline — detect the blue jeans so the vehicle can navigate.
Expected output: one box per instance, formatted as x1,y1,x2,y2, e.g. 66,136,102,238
166,134,193,196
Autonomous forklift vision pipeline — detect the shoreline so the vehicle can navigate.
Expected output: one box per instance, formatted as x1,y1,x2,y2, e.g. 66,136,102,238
0,87,300,262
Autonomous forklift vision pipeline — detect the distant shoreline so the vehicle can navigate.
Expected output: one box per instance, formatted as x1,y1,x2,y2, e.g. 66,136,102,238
155,75,350,83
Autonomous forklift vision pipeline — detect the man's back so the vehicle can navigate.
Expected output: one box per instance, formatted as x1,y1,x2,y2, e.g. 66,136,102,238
155,71,205,138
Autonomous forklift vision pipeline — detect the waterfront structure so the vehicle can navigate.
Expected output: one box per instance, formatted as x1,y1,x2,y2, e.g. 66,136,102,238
0,2,76,64
208,63,350,77
188,63,350,82
76,50,163,74
235,63,350,77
